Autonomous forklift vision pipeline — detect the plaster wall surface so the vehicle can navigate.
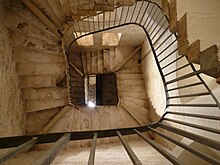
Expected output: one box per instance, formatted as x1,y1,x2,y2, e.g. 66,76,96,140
177,0,220,50
0,0,25,137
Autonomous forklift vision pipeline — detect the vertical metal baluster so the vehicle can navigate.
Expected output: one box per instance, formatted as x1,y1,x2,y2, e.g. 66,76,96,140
30,134,71,165
150,18,166,38
103,12,105,30
98,13,100,30
145,7,158,30
93,15,96,32
77,22,82,36
72,23,78,38
88,133,97,165
143,4,155,27
148,10,162,33
125,6,130,23
139,2,150,25
87,18,91,33
117,131,142,165
108,11,111,28
119,6,124,25
151,26,169,42
135,0,144,23
130,2,137,22
114,8,118,26
83,20,86,34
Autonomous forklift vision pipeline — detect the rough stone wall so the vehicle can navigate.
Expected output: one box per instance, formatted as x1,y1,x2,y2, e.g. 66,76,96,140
0,1,25,137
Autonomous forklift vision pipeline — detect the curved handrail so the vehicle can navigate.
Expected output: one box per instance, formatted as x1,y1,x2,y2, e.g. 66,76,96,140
64,0,220,115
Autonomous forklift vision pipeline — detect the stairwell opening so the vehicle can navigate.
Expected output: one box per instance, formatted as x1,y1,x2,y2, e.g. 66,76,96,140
85,73,119,107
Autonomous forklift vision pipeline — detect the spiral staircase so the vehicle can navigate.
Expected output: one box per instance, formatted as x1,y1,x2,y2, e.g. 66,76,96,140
0,0,220,164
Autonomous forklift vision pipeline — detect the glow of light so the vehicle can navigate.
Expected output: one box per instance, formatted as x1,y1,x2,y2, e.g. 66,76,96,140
88,101,96,108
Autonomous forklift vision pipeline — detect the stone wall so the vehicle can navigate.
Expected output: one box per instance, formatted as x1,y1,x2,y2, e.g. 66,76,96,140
0,1,25,137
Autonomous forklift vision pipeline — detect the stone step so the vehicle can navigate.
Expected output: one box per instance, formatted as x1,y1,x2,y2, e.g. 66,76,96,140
20,75,63,88
121,101,150,126
119,91,147,100
4,9,58,43
16,63,65,75
86,51,92,74
71,87,85,93
25,99,67,113
12,46,64,63
123,99,150,118
10,31,62,54
117,80,145,86
22,87,67,100
122,97,149,108
118,85,146,92
70,93,85,99
109,48,116,72
117,73,143,80
118,67,142,74
92,51,98,74
97,50,104,73
103,49,110,73
70,83,84,87
4,0,58,38
82,52,88,75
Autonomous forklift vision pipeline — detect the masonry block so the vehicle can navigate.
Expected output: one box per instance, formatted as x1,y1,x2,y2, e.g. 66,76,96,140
162,0,169,13
200,45,220,78
177,13,188,55
168,0,177,33
187,40,200,64
114,0,135,6
95,0,114,11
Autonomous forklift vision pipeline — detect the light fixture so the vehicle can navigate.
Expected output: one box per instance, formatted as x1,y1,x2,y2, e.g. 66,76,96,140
88,101,96,108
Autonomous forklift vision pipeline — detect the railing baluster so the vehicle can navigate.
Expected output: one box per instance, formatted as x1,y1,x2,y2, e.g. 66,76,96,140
143,4,155,27
134,129,183,165
87,18,91,33
167,92,210,99
108,11,111,28
148,127,220,165
157,123,220,151
98,13,100,30
159,48,178,64
0,138,37,164
163,118,220,134
125,6,130,23
130,2,137,22
135,0,144,23
166,111,220,121
88,133,97,165
119,6,124,25
165,70,202,85
156,39,177,57
117,131,142,165
167,104,218,107
161,55,184,70
77,22,82,36
139,2,150,25
164,63,190,76
114,7,118,26
103,12,105,29
147,10,162,33
93,16,95,32
145,7,158,30
154,32,173,51
166,82,203,91
31,133,71,165
151,25,169,43
149,15,165,36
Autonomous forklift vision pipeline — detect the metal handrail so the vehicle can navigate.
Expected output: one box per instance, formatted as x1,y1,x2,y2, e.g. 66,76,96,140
1,1,220,164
